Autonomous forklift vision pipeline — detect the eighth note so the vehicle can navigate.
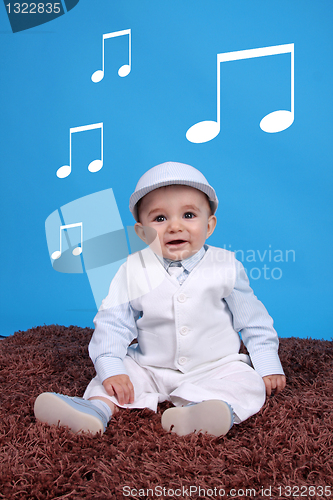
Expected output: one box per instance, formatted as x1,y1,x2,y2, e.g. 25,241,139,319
51,222,83,260
91,29,131,83
186,43,294,143
56,122,103,179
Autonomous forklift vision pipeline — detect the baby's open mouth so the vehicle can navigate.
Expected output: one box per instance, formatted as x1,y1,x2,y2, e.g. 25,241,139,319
166,240,187,245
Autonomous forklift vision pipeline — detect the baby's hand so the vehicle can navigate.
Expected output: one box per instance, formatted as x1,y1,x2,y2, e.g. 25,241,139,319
263,374,286,396
102,374,134,406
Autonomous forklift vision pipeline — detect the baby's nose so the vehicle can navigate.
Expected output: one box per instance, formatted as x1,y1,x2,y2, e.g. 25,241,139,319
168,218,183,231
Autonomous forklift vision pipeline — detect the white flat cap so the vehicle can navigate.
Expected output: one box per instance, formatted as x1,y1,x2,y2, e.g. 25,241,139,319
129,161,218,221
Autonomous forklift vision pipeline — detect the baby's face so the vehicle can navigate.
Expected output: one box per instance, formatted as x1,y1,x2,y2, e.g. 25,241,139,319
135,185,216,260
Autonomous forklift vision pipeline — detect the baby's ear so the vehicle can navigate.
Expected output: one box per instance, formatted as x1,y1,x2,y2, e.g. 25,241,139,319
134,223,147,243
135,224,159,246
206,215,217,238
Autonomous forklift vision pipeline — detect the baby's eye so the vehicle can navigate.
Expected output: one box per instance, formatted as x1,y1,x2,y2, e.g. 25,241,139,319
154,215,166,222
184,212,195,219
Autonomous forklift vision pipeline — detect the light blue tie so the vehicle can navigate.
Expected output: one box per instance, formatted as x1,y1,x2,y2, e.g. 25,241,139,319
168,262,184,279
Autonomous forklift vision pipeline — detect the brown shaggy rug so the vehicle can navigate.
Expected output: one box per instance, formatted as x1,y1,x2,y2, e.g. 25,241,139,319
0,325,332,500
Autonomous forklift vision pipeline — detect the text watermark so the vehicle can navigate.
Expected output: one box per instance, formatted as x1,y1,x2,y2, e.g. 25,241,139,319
122,484,332,498
223,244,296,281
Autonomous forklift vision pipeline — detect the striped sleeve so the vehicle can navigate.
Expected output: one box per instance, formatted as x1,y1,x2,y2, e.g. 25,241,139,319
224,260,285,378
88,263,140,383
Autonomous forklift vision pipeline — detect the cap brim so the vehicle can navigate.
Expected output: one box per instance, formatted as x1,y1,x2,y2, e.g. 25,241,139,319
129,179,218,221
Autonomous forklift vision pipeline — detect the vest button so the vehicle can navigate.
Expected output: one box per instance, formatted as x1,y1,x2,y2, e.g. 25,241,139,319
177,293,187,303
178,356,187,365
180,326,189,335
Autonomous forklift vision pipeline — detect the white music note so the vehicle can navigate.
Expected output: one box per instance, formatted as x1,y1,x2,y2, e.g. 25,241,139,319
186,43,294,143
91,29,131,83
51,222,83,260
56,122,103,179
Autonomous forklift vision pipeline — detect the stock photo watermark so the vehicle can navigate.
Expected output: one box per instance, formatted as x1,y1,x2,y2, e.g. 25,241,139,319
223,244,296,281
122,484,332,498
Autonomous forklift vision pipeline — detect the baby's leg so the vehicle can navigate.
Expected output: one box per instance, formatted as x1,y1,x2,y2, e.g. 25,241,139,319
83,355,167,413
34,356,166,435
161,357,266,436
89,396,118,414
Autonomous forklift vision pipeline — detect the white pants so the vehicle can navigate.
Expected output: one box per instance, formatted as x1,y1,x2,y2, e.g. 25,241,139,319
83,353,266,423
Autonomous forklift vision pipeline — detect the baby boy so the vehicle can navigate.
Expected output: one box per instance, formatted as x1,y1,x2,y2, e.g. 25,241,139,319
34,161,286,437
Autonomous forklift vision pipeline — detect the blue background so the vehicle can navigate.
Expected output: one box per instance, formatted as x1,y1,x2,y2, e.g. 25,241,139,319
1,0,332,339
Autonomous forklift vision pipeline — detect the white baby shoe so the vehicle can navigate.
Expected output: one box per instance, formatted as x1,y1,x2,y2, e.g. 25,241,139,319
34,392,109,434
161,400,233,437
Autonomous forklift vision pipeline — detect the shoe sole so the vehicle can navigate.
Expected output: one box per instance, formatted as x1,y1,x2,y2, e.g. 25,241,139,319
161,400,232,437
34,393,104,435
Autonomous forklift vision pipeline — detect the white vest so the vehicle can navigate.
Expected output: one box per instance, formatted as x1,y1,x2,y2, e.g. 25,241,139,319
126,246,241,373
